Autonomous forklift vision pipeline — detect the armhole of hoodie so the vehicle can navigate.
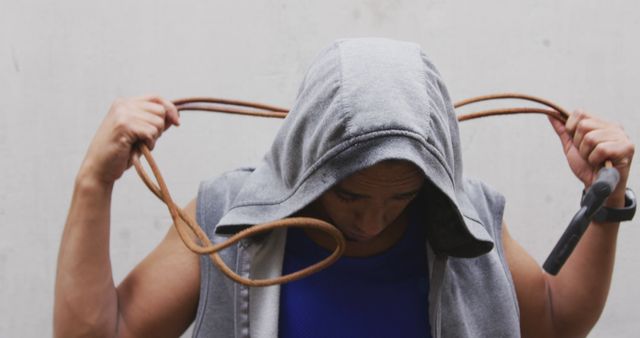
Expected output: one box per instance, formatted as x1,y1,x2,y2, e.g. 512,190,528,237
464,178,520,317
191,168,254,337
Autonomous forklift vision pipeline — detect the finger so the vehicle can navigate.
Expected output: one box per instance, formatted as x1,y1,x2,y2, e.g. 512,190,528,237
132,94,164,102
586,141,634,168
135,111,166,137
130,120,161,151
577,128,623,161
573,117,611,150
127,145,142,169
138,101,167,118
140,124,160,151
564,110,588,135
547,115,574,155
149,96,180,128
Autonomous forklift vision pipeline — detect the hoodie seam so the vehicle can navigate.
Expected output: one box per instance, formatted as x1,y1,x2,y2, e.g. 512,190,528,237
225,129,453,210
337,39,352,135
193,184,211,336
490,188,521,318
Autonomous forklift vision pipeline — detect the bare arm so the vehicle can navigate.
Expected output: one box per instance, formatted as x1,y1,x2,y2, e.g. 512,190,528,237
503,110,634,338
116,199,200,338
54,173,119,337
503,217,620,338
54,96,200,337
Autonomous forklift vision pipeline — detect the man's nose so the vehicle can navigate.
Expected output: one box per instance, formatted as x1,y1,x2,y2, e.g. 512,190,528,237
357,209,386,235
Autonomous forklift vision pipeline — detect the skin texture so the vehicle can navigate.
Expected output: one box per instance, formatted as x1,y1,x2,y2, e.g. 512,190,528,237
503,112,633,338
54,97,634,338
299,161,425,257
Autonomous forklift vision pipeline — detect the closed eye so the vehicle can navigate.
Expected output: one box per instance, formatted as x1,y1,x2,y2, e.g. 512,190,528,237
393,190,421,200
332,186,369,202
334,190,365,202
333,187,420,202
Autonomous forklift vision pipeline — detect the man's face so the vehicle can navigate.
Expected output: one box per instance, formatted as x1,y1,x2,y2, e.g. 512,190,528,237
314,161,425,242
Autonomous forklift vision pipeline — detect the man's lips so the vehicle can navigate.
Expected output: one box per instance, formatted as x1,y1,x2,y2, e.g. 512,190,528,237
343,229,377,242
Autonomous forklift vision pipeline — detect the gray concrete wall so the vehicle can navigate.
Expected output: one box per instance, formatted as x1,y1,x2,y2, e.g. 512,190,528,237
1,0,638,336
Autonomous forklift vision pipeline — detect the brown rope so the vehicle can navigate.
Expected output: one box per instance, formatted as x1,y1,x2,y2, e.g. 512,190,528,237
132,100,343,287
132,92,611,287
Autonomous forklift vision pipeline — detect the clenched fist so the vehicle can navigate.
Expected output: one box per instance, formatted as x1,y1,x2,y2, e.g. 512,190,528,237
78,95,180,186
548,110,634,206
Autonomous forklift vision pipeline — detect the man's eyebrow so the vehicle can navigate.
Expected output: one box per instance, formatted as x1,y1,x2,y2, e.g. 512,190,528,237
394,189,422,197
334,186,370,198
334,186,422,198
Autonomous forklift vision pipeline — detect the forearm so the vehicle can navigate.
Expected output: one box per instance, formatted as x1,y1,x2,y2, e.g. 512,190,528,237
546,190,625,337
514,111,634,337
54,170,118,338
53,96,180,337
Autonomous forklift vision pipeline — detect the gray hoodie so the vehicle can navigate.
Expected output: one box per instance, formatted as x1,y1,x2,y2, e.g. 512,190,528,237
193,38,521,338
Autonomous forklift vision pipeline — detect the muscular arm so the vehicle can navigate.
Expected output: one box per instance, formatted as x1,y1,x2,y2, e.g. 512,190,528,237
503,110,633,338
116,199,200,338
54,180,200,338
54,96,201,337
503,215,620,338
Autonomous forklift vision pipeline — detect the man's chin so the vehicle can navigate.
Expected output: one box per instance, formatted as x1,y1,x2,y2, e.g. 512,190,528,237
345,232,377,243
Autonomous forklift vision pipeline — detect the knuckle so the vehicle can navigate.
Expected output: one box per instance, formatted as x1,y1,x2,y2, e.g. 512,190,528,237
112,105,127,117
118,135,130,147
110,98,125,113
151,124,163,138
158,106,167,117
573,109,587,118
147,126,158,138
590,145,606,163
582,132,597,147
152,115,165,128
575,119,588,133
144,93,158,99
114,114,130,130
113,100,135,118
146,94,162,102
627,143,635,156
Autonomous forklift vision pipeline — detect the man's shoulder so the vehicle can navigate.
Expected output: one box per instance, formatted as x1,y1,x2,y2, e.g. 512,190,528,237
462,177,505,210
196,167,255,232
198,167,255,200
461,177,506,238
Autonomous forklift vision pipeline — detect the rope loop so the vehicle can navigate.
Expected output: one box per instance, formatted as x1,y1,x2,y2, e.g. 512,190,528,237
132,145,347,286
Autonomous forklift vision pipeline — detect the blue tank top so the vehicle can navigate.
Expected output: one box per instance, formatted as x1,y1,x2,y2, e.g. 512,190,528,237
279,208,431,338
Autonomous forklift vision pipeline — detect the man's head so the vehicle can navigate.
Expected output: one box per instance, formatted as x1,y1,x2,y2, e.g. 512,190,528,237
217,39,492,258
311,160,425,242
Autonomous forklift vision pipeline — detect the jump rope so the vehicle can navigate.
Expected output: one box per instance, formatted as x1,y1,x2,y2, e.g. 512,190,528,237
131,93,623,287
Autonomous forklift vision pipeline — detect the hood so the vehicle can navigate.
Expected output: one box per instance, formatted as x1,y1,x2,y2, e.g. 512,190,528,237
215,38,493,258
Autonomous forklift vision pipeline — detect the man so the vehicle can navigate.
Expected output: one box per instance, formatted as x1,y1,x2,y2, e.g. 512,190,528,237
54,38,634,337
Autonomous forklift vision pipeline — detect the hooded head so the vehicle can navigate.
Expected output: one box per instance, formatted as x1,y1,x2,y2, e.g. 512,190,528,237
215,38,494,258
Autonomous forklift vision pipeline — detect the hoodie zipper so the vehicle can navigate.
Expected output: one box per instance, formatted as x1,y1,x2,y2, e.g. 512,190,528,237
235,240,252,338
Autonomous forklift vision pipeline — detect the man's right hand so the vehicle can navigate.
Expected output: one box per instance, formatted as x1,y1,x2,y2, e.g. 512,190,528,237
79,95,180,185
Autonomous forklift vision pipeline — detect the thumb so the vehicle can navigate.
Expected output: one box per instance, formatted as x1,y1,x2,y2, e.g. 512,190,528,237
548,115,573,154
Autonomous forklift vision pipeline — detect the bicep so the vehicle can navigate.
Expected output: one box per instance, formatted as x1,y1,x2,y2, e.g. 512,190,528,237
502,221,556,338
115,198,201,338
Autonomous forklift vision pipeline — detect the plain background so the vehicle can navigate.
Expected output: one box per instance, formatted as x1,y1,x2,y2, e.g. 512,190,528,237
1,0,638,336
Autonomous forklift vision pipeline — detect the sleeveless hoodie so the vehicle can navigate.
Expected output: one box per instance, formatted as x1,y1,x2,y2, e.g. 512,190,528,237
192,38,521,338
